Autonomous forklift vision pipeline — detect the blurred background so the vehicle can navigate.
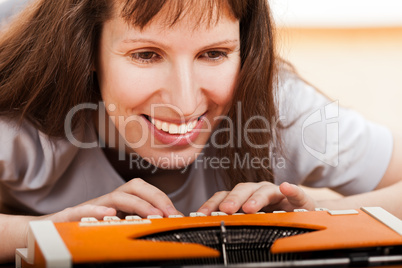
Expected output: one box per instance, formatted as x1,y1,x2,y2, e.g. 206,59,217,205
0,0,26,21
270,0,402,198
271,0,402,133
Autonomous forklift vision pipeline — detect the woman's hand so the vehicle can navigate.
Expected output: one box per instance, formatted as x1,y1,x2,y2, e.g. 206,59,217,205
76,178,181,218
197,182,317,215
43,178,181,223
0,178,180,263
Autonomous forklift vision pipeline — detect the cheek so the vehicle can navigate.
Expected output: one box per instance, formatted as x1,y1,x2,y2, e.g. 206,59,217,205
99,61,163,112
197,62,239,106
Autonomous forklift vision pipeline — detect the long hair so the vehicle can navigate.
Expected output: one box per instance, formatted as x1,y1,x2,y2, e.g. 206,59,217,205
0,0,279,189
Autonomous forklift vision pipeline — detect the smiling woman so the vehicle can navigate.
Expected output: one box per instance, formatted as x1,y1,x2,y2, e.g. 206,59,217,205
0,0,402,264
0,0,277,261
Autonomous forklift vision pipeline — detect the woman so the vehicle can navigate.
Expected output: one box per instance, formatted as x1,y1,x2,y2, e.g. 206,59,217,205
0,0,401,263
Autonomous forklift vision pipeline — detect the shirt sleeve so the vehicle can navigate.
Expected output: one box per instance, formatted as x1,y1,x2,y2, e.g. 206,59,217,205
0,118,79,212
273,73,393,196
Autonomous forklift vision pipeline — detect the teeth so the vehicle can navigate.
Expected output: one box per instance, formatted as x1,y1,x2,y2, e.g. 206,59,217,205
169,124,179,134
149,117,199,135
178,124,187,134
155,120,163,130
161,122,169,132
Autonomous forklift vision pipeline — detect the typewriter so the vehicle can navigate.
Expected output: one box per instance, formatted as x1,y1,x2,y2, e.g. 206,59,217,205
15,207,402,268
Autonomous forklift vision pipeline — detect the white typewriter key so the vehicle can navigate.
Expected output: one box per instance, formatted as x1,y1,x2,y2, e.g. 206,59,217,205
232,213,245,215
147,215,163,219
103,216,120,221
256,212,266,214
168,214,184,218
211,212,228,216
125,215,142,220
315,208,329,211
362,207,402,235
328,209,359,215
294,209,308,212
81,217,98,222
273,211,286,213
190,212,207,217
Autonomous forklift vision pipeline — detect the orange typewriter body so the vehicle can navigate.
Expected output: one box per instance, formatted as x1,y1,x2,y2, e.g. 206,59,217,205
15,207,402,268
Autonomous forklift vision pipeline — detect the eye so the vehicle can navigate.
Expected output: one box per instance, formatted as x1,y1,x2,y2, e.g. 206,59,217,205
130,51,162,64
200,50,228,62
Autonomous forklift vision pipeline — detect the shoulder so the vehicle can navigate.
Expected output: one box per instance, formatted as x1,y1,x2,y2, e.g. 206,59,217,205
0,117,43,183
276,68,330,122
0,117,80,188
274,70,393,195
0,117,40,149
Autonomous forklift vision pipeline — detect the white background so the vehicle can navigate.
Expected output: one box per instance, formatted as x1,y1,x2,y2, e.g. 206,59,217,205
270,0,402,28
2,0,402,28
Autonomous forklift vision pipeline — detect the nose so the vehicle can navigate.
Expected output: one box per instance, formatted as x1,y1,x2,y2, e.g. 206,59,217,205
164,59,199,117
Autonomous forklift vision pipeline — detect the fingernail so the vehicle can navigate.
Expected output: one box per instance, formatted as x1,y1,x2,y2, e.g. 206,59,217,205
166,205,177,215
247,199,257,206
99,207,114,214
151,207,163,215
198,208,209,214
221,201,235,206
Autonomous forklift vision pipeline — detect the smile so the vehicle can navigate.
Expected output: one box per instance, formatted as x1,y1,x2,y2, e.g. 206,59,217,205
144,116,201,135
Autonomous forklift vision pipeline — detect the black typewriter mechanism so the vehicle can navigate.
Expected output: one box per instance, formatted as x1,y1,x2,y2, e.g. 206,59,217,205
75,223,402,268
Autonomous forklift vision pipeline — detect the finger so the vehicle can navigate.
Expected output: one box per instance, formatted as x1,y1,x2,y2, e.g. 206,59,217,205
219,183,262,214
117,178,180,216
279,182,311,208
197,191,230,215
242,185,285,214
49,205,116,222
107,191,165,217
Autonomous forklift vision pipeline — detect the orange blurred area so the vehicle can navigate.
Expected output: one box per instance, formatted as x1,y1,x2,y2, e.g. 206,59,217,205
277,27,402,133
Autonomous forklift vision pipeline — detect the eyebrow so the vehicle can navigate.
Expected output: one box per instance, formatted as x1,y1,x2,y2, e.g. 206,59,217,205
121,38,239,50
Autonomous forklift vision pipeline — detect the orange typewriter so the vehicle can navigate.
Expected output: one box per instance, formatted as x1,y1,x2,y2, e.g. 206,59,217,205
15,207,402,268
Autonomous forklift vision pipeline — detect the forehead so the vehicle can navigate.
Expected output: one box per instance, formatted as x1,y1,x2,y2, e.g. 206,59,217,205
114,0,238,30
102,12,239,50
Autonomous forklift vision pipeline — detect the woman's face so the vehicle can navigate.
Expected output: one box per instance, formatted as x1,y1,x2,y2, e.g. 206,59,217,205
96,8,240,169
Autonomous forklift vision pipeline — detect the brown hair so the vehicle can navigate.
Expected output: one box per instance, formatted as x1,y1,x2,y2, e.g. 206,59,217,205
0,0,279,188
